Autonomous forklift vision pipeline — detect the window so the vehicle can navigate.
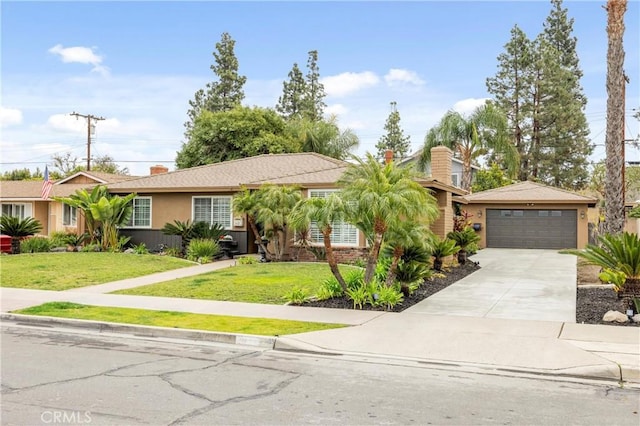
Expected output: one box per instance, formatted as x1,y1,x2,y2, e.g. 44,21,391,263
62,204,77,226
308,190,358,246
192,196,232,229
513,210,524,217
500,210,512,217
125,197,152,228
551,211,562,217
1,203,31,219
538,211,549,217
451,173,460,188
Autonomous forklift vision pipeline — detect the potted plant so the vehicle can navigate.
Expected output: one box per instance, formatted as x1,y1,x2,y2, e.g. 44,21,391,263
447,227,481,265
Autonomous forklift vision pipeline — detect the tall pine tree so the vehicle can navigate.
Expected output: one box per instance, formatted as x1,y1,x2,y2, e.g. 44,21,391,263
375,102,411,161
276,63,306,120
184,32,247,136
486,0,592,189
300,50,326,122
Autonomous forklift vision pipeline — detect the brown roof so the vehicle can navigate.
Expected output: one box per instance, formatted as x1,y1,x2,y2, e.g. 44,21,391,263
0,181,98,200
107,153,351,193
462,181,597,204
56,171,139,185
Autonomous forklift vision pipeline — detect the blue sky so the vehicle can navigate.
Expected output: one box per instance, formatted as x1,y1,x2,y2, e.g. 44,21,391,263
1,0,639,176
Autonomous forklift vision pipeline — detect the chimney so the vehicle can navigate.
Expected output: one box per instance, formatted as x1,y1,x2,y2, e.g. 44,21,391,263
430,146,452,186
150,165,169,175
384,149,394,165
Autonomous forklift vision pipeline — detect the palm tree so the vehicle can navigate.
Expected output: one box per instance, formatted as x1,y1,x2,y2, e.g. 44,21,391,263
339,153,439,283
604,0,627,234
0,215,43,254
233,187,270,260
447,227,481,265
54,185,109,243
419,101,518,191
287,115,359,160
89,193,137,250
383,221,433,287
254,184,301,261
289,193,349,291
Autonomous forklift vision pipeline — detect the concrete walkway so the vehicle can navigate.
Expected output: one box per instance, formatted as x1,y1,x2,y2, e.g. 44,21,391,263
405,249,576,322
1,252,638,384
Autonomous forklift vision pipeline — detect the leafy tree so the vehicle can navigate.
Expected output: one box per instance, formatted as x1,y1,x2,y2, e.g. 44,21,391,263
254,185,301,261
89,193,137,250
604,0,627,234
289,193,350,291
276,63,306,120
0,167,62,181
339,153,438,283
471,164,514,192
91,155,130,175
176,107,299,168
420,101,517,191
375,101,411,161
589,162,640,203
299,50,326,122
286,116,359,160
184,32,247,135
52,153,128,177
0,215,43,254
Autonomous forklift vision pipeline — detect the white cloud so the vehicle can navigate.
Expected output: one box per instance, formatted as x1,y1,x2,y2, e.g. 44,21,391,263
325,104,348,116
321,71,380,97
46,114,86,133
49,44,109,76
452,98,489,116
0,107,23,127
384,69,425,86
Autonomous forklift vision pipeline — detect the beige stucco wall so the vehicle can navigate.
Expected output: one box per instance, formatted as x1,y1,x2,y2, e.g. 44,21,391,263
462,203,591,249
431,190,453,239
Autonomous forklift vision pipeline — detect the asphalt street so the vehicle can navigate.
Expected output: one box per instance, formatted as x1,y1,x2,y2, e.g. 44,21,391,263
1,324,639,425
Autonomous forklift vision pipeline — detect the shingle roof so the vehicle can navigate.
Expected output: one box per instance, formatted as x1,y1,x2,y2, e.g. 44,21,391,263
0,181,97,200
462,181,597,204
107,153,350,192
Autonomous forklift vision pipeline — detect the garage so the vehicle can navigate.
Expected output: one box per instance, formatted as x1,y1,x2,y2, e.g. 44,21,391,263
486,209,577,249
461,181,596,250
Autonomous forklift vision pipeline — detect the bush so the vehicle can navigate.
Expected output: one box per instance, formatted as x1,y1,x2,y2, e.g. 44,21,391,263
49,231,69,247
81,243,102,252
284,286,309,304
132,243,149,254
346,285,368,309
345,268,365,291
237,256,258,265
163,247,182,258
187,238,220,263
20,237,52,253
375,285,404,310
316,277,344,300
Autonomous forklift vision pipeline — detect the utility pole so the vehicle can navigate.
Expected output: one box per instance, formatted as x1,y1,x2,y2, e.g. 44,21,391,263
70,112,105,171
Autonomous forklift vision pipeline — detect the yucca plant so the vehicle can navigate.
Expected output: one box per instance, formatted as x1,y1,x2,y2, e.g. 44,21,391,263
447,227,481,265
561,232,640,296
0,215,43,254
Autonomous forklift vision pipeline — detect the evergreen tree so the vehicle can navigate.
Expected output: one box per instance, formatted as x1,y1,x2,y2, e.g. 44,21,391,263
184,32,247,135
375,102,411,161
276,63,306,120
300,50,326,122
487,0,592,189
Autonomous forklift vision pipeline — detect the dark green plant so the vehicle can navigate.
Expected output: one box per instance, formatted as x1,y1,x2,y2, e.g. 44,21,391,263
20,237,52,253
430,236,459,271
162,220,197,254
49,231,70,247
447,227,481,264
63,233,88,251
0,215,43,254
192,221,226,241
186,238,220,263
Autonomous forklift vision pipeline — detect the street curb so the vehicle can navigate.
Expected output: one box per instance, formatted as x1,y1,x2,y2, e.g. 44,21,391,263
1,313,276,349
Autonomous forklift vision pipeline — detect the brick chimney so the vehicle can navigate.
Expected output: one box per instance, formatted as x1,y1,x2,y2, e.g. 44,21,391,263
430,146,452,186
150,165,169,175
384,149,393,165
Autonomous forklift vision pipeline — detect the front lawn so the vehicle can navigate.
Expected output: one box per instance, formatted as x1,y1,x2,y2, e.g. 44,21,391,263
0,252,194,291
114,262,360,304
15,302,345,335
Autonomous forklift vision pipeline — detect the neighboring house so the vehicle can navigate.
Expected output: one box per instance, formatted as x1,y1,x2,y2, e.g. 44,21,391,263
0,171,137,237
107,150,466,260
459,181,597,250
399,148,480,189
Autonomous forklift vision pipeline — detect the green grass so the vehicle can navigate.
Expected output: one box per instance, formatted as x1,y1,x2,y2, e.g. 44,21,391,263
15,302,345,336
114,262,359,304
0,252,194,291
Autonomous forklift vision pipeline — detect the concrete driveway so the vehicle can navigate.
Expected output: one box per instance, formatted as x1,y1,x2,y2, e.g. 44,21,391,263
404,249,577,322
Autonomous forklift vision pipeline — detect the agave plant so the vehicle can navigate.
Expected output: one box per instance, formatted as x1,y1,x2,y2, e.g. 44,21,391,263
447,227,481,265
0,215,43,254
561,232,640,296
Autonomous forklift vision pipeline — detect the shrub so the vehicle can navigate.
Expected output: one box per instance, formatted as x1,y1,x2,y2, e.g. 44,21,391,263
351,258,366,268
284,286,310,304
316,277,344,300
375,285,404,310
63,233,88,250
237,256,258,265
49,231,70,247
187,238,220,263
20,237,52,253
163,247,182,258
132,243,149,254
346,285,368,309
345,268,365,291
81,243,102,252
447,227,480,264
430,236,459,271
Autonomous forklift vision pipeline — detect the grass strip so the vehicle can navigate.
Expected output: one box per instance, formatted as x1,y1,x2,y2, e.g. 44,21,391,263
14,302,346,336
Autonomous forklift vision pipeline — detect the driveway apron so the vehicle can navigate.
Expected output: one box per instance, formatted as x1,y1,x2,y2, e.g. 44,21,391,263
404,249,577,322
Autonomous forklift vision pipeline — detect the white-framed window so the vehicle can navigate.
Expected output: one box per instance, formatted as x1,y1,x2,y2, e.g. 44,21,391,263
451,173,461,188
1,203,32,220
62,204,77,227
308,189,358,246
192,196,232,229
125,197,152,228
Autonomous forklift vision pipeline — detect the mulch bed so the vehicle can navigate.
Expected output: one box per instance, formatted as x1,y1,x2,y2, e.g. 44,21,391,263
304,262,639,326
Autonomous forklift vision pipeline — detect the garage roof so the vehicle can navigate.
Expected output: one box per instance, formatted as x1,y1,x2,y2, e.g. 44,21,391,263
462,181,597,205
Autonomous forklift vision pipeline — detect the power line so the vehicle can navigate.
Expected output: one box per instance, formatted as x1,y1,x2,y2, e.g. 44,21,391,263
70,112,105,171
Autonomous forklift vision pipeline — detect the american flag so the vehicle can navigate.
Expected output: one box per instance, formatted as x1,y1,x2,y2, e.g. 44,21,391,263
41,166,53,199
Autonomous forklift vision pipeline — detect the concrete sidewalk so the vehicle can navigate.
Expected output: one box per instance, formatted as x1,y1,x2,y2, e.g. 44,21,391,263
1,253,638,384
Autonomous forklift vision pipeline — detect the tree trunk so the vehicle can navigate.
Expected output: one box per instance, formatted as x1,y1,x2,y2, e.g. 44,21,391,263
457,249,468,265
323,231,347,292
604,0,627,235
11,237,21,255
247,216,270,261
364,232,384,284
385,253,402,287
